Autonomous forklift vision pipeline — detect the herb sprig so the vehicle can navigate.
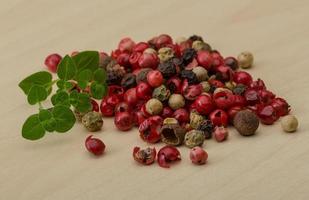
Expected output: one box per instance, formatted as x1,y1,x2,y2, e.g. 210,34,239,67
19,51,107,140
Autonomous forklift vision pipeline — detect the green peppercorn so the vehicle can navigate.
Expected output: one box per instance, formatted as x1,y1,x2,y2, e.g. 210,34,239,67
200,81,211,92
192,66,208,82
163,117,179,125
281,115,298,133
158,47,174,62
184,130,205,148
168,94,185,110
152,85,171,102
190,111,204,129
145,98,163,115
192,40,212,51
238,51,254,69
82,112,103,132
161,122,186,146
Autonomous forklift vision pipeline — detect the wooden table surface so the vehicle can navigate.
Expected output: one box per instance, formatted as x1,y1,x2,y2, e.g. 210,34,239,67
1,0,309,199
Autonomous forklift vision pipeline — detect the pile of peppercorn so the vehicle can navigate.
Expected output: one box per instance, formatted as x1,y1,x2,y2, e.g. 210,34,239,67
44,34,298,168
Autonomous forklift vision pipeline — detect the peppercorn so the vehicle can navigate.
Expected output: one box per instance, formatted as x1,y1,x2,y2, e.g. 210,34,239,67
121,73,137,89
190,111,204,129
161,121,186,146
197,120,214,139
200,81,211,93
136,68,152,83
192,66,208,82
152,85,171,102
184,130,205,148
180,70,199,84
145,98,163,115
182,48,197,66
190,146,208,165
163,117,179,125
158,47,174,62
214,126,228,142
158,60,177,79
225,81,236,90
233,110,259,136
233,84,247,95
192,41,211,51
188,35,204,42
74,109,88,122
281,115,298,133
168,94,185,110
213,87,232,95
144,48,157,55
238,51,254,69
224,57,239,70
82,112,104,132
106,70,123,85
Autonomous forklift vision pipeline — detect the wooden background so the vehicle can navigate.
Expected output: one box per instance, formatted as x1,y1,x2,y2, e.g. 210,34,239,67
1,0,309,199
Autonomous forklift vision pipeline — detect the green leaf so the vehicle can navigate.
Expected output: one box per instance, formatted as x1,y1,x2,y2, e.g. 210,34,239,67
64,81,74,90
19,71,52,95
70,91,91,113
90,82,107,99
51,91,70,107
22,114,45,140
57,55,77,80
72,51,99,72
56,80,65,89
76,69,92,89
38,109,55,132
52,105,76,132
27,85,48,105
93,68,106,83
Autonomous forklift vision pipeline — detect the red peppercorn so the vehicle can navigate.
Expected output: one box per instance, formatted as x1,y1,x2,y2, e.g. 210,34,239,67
157,145,181,168
129,52,142,70
115,102,132,114
108,85,124,100
173,108,190,124
183,84,203,101
233,71,253,86
211,52,224,68
167,77,182,94
147,70,164,87
123,87,138,106
138,53,159,69
85,135,105,156
162,107,174,118
215,65,234,81
118,37,135,53
155,34,173,49
140,103,151,118
193,94,215,115
133,110,147,126
247,104,264,114
100,95,120,117
133,42,149,53
209,109,229,127
91,99,100,112
233,95,246,107
244,89,260,105
224,56,238,70
249,78,266,90
208,79,225,88
114,111,134,131
271,97,290,117
133,147,156,165
190,147,208,165
258,105,278,125
258,90,275,104
197,51,213,70
139,116,163,143
227,106,243,123
44,53,62,73
213,91,235,110
116,52,131,68
214,126,228,142
136,82,152,100
111,49,121,59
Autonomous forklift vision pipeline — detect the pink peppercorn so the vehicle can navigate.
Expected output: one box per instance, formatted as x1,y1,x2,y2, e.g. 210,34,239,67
44,53,62,73
138,53,159,69
214,126,228,142
209,109,229,127
190,146,208,165
197,51,213,70
133,42,149,53
233,71,253,86
118,37,135,52
85,135,105,156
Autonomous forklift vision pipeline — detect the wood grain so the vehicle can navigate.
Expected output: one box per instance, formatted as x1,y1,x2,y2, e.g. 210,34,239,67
0,0,309,199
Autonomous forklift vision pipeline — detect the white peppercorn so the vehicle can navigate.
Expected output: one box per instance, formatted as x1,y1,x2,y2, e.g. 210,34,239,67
145,98,163,115
192,66,208,82
238,51,254,69
168,94,185,110
281,115,298,133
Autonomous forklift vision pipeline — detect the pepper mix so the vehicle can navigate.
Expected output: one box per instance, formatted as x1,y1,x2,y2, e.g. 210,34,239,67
44,34,299,167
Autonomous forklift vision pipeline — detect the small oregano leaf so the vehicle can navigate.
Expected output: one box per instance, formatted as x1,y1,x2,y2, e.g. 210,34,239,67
52,105,76,133
70,91,91,113
51,91,70,107
19,71,52,95
38,109,55,132
57,55,77,80
93,68,106,83
90,82,107,99
22,114,46,140
27,85,48,105
72,51,99,72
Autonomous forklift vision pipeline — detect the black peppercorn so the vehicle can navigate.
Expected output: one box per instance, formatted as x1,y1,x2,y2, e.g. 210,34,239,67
182,48,197,66
197,120,214,139
188,35,204,42
107,71,123,85
233,84,247,95
224,57,239,71
180,70,199,84
158,60,177,79
136,68,152,83
121,73,137,89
